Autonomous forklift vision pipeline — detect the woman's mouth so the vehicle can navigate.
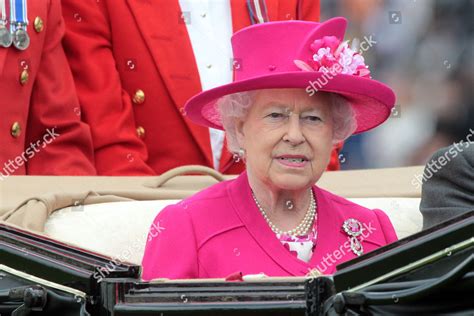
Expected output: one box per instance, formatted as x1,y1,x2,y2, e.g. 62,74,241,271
275,155,309,168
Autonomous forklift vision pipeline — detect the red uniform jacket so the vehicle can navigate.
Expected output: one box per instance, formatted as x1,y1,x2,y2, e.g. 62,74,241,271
62,0,339,175
0,0,95,177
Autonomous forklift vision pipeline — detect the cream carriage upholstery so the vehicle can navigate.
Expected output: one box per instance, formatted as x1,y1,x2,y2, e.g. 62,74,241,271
1,166,424,266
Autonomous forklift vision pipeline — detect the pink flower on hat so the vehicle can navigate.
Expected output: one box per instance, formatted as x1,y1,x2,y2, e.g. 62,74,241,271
311,35,341,53
295,35,371,78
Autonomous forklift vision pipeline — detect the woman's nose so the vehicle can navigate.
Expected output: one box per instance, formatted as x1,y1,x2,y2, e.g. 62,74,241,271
283,115,305,145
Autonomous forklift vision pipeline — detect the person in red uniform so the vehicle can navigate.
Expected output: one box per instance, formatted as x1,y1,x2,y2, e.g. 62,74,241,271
0,0,95,179
61,0,341,176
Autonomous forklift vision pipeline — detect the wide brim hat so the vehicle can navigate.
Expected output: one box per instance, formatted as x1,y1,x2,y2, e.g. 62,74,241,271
184,17,396,134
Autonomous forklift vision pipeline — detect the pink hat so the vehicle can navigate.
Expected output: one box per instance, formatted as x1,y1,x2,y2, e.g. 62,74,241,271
184,17,396,134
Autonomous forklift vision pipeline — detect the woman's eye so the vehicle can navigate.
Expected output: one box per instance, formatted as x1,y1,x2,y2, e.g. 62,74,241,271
303,115,322,122
268,112,284,119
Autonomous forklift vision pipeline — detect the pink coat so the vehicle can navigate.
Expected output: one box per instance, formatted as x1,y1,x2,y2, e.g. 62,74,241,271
141,172,398,280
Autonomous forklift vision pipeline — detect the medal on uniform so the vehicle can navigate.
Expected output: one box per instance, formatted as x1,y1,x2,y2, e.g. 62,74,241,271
13,27,28,49
10,0,29,50
0,0,12,47
0,23,12,48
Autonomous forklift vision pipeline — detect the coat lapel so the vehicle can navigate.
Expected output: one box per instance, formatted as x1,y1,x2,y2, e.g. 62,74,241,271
308,187,347,272
228,172,385,276
126,0,213,165
229,172,312,275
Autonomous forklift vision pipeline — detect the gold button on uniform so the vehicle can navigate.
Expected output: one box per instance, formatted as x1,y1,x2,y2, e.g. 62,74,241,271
20,69,29,85
136,126,146,138
132,89,145,104
34,16,44,33
11,122,21,138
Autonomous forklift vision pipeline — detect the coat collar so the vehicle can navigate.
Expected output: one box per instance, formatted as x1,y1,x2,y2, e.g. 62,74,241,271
227,172,383,275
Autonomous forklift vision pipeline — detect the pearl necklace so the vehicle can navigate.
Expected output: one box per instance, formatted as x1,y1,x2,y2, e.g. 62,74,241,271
252,189,316,237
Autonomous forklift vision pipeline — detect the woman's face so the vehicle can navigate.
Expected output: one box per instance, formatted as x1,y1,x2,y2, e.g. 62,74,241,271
236,89,334,191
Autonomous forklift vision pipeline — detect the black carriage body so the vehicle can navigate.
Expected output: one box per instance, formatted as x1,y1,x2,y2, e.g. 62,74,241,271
0,223,334,316
1,211,473,316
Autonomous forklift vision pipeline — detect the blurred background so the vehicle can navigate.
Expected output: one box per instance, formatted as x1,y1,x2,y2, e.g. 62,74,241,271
321,0,474,169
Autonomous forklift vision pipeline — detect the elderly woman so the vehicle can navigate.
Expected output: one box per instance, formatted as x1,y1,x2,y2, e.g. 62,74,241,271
142,17,398,280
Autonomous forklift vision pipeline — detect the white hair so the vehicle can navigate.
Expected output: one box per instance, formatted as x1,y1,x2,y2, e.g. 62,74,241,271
217,90,357,154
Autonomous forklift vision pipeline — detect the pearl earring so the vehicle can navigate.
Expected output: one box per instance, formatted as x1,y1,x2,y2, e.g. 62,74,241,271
233,148,246,162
